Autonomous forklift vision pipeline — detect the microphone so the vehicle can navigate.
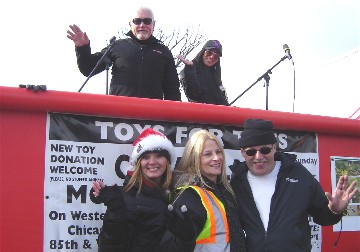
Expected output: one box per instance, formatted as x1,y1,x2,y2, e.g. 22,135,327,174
283,44,292,60
78,36,117,93
109,36,116,45
103,36,116,65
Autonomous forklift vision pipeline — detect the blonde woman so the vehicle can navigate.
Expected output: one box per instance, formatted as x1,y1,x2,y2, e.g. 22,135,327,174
168,130,246,252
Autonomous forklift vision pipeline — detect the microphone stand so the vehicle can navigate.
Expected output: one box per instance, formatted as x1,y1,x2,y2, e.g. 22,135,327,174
230,55,288,110
104,58,111,95
78,36,116,94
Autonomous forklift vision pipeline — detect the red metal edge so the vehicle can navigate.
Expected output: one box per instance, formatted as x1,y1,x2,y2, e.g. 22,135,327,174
1,86,359,136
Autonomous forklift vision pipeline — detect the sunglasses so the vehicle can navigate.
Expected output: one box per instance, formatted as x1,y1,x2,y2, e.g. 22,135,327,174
244,146,272,156
132,18,153,25
204,50,220,60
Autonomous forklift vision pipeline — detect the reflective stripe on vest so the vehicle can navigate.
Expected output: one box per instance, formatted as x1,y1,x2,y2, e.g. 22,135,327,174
182,186,230,246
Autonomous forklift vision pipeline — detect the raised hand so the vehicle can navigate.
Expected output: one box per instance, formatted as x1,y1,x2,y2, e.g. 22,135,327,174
325,175,358,214
89,180,105,204
67,24,90,47
92,180,105,197
177,55,193,65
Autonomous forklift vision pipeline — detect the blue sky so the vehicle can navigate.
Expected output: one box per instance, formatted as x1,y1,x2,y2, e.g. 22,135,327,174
1,0,358,118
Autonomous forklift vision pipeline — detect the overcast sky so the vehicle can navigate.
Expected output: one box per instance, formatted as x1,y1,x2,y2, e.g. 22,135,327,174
1,0,358,118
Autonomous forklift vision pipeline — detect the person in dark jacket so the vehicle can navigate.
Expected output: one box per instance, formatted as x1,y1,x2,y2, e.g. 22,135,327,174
168,130,246,252
91,128,194,252
67,6,181,101
177,40,229,105
230,118,358,252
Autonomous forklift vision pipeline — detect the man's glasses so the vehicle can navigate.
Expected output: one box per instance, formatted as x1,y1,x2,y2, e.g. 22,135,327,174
204,50,220,60
244,146,272,156
132,18,153,25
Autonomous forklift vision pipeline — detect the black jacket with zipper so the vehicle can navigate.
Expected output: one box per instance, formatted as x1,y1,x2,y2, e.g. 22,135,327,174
97,174,195,252
75,31,181,101
179,60,229,106
230,152,342,252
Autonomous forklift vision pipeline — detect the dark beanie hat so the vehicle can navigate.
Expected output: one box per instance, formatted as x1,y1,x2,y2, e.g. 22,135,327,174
203,40,222,56
239,119,277,148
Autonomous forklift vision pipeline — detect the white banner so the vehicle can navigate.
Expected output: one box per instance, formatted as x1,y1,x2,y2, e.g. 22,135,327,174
44,113,320,251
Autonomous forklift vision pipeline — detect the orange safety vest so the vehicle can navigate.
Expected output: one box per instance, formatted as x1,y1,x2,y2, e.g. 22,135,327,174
180,186,230,251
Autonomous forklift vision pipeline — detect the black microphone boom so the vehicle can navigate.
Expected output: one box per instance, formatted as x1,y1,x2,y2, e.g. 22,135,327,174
78,36,117,93
230,44,291,107
283,44,292,60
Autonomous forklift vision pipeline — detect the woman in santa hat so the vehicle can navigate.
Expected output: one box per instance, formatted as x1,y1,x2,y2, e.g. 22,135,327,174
91,128,195,252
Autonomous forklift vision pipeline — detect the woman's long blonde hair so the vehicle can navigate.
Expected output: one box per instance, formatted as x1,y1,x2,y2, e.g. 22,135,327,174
124,154,172,193
174,130,234,196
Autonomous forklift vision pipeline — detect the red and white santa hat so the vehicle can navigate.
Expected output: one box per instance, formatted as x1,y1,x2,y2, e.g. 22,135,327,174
130,128,176,169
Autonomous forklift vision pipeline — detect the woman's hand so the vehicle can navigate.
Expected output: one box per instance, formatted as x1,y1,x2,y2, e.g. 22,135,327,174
177,55,193,65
